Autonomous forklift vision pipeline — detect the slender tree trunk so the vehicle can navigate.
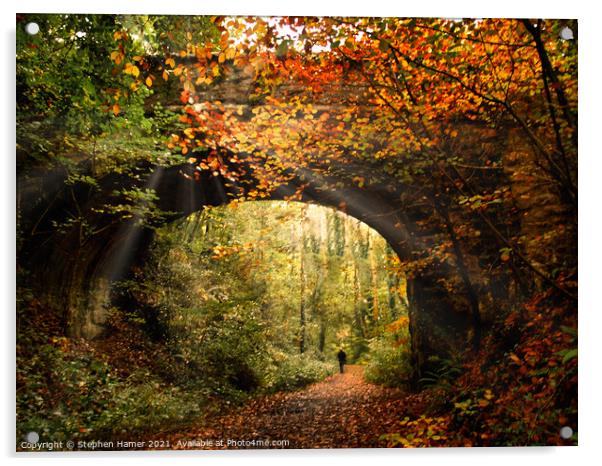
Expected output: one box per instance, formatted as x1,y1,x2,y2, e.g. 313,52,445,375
318,321,326,353
352,244,365,338
298,205,307,354
387,269,400,319
317,217,329,353
369,235,380,322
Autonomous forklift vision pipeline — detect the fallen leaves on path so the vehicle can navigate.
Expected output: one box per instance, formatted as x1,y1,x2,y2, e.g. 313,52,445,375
158,365,411,449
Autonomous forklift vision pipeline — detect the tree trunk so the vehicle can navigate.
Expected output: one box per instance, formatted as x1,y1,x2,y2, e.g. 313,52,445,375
298,205,307,354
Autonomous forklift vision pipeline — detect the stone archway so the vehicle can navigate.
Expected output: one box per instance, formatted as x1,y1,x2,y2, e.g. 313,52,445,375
17,59,502,380
20,153,474,379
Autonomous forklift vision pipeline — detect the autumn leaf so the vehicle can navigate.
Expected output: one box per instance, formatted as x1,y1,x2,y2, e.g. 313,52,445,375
225,47,236,60
124,63,140,78
509,353,521,364
113,30,126,41
110,50,123,64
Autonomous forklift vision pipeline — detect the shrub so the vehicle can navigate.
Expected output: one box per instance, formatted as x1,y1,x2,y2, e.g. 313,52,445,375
16,334,214,446
364,337,412,387
263,352,336,392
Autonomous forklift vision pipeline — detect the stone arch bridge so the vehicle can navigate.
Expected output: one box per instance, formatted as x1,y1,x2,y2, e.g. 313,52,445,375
18,63,525,378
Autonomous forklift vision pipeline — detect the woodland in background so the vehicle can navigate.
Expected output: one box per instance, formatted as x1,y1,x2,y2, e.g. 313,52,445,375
16,14,577,448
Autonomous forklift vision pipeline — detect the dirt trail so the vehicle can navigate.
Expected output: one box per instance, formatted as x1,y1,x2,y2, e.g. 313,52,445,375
164,365,410,449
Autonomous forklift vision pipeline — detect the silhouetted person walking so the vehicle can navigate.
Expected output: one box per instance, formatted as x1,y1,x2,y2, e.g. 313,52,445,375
337,349,347,374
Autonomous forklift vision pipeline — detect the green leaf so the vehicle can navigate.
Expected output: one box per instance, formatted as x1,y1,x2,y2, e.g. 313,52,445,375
560,325,577,337
276,40,289,58
562,348,577,364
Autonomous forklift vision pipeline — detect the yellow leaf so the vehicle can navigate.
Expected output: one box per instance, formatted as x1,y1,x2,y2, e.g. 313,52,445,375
124,63,140,77
218,52,225,64
112,103,120,115
179,50,187,58
186,31,193,41
162,70,169,81
165,57,175,69
145,76,153,87
181,146,189,155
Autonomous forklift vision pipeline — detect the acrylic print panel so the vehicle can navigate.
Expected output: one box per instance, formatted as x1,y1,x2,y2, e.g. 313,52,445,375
16,13,577,451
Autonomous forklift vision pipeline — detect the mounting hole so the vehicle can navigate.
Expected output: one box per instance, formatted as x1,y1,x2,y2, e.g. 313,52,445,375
559,426,573,439
25,22,40,35
560,27,574,40
25,431,39,443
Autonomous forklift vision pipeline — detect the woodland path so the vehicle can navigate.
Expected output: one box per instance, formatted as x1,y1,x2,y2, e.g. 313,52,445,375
163,365,411,449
